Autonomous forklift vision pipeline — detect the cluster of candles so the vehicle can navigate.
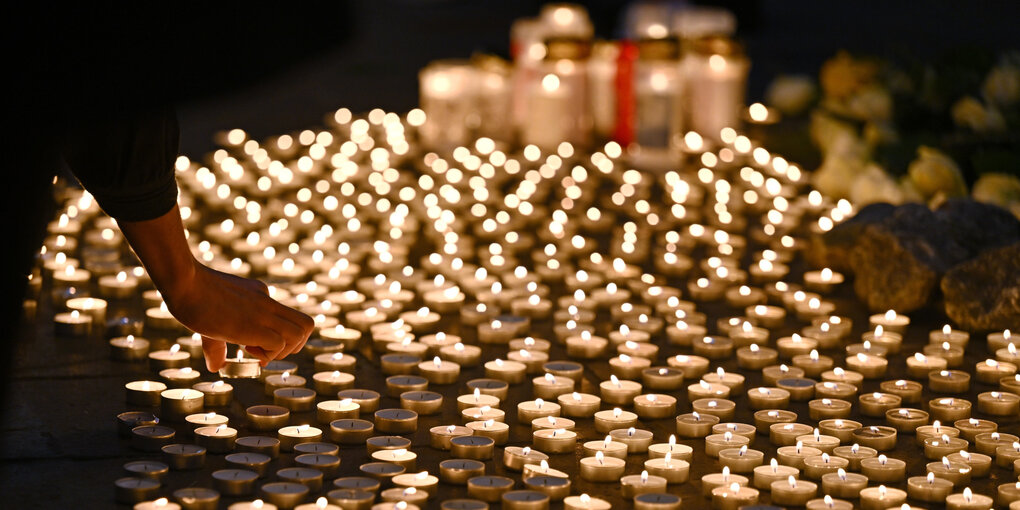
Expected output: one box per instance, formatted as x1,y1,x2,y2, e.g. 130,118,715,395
29,7,1018,508
419,3,760,169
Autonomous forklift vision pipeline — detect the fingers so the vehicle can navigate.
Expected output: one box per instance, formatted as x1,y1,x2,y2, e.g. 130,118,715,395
244,345,271,366
202,336,227,373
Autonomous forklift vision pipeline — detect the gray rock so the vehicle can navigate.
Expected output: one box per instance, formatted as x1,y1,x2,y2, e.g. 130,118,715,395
942,242,1020,331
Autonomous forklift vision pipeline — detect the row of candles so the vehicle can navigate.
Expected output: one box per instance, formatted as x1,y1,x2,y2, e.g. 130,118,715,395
419,3,755,167
32,83,1017,509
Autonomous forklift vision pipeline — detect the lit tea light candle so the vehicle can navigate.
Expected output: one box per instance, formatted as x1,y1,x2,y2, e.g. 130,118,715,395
594,407,638,434
860,454,907,483
869,309,909,334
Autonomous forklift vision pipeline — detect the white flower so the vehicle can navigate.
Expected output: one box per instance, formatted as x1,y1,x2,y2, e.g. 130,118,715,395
765,75,816,115
972,173,1020,208
983,63,1020,107
951,96,1006,133
907,146,966,198
850,164,904,206
847,86,892,121
810,110,868,158
812,153,863,199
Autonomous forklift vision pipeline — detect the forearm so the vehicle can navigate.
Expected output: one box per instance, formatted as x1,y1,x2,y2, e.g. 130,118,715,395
117,204,198,304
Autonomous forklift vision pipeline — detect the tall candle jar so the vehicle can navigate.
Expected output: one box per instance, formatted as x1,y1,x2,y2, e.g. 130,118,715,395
683,36,748,144
419,60,477,150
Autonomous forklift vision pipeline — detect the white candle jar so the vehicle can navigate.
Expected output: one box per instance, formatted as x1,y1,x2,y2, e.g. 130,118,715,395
683,36,748,144
419,60,478,151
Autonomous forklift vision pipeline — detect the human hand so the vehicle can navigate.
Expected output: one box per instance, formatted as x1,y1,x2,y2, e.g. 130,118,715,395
164,263,314,372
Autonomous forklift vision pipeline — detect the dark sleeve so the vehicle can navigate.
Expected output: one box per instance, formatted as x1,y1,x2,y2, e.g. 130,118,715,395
61,106,181,222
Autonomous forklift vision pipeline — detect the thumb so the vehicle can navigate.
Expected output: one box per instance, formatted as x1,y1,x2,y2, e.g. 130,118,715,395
202,336,227,373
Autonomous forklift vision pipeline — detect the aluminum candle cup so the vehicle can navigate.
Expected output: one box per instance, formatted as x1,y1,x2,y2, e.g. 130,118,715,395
161,389,204,421
503,446,549,472
438,459,485,485
126,380,167,406
111,335,150,361
451,435,496,460
860,454,907,483
467,476,515,503
234,436,280,458
753,459,799,490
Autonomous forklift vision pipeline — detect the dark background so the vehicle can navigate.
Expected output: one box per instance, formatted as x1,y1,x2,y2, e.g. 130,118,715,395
173,0,1020,157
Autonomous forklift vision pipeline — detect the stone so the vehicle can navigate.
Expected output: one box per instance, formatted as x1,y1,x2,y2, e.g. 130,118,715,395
817,200,1020,313
942,242,1020,331
849,203,955,312
807,202,895,271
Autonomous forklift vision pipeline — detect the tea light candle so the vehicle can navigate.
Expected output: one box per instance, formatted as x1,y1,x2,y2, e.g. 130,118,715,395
820,468,868,498
701,467,750,496
923,342,964,367
737,344,779,370
522,459,569,480
978,391,1020,415
946,488,993,510
634,393,677,419
930,324,970,346
859,392,902,417
770,476,817,506
234,436,280,458
975,359,1017,384
880,379,922,403
532,373,573,399
747,305,787,329
579,452,627,482
564,494,611,510
483,358,527,384
803,453,849,480
947,451,992,477
712,482,760,510
692,397,736,420
853,425,898,451
719,446,765,473
648,434,693,460
818,419,863,443
374,408,418,434
548,392,596,418
754,409,797,432
111,335,150,361
688,379,730,400
195,424,238,453
929,397,972,422
621,471,668,498
860,454,906,483
777,335,818,359
160,388,204,421
264,371,305,396
864,327,903,354
762,364,806,385
776,442,822,469
312,371,355,395
418,356,460,384
808,398,852,420
832,443,877,471
693,336,735,359
150,344,191,372
674,411,719,441
706,432,751,457
975,431,1019,455
532,428,576,454
955,418,997,441
869,310,909,333
599,375,643,405
503,446,548,472
846,353,888,379
908,472,955,503
926,457,972,486
467,419,510,444
747,387,791,410
611,427,654,453
753,458,799,490
772,423,814,447
667,354,710,379
885,407,929,432
278,425,323,452
465,475,514,503
274,387,317,412
859,485,907,510
259,482,310,509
